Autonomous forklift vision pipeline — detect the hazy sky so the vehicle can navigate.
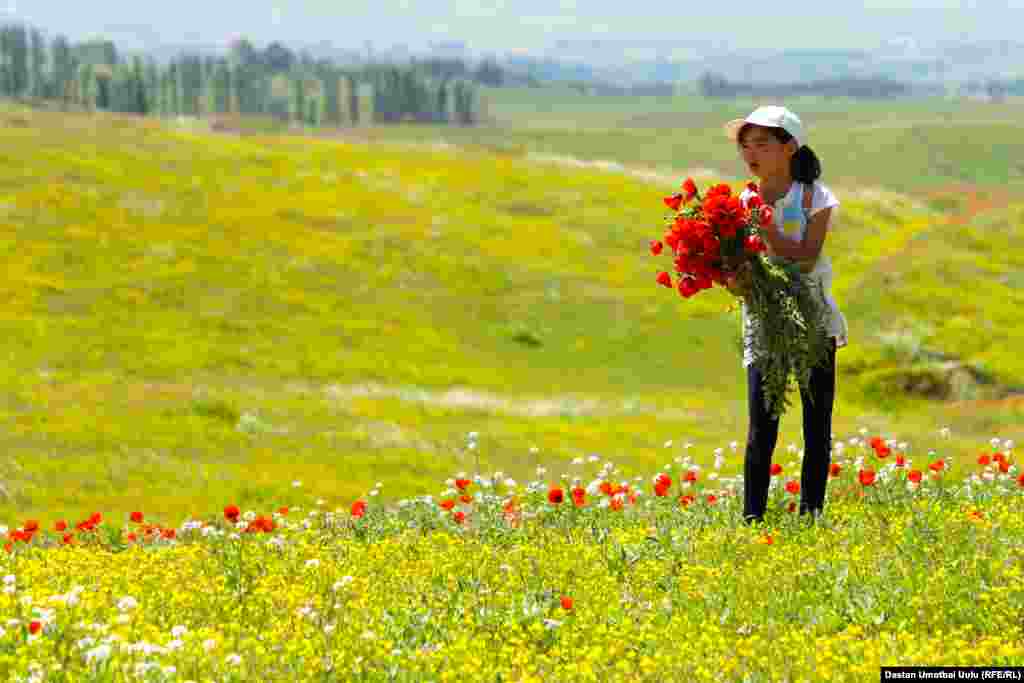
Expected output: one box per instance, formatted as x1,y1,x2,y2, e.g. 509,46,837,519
6,1,1024,54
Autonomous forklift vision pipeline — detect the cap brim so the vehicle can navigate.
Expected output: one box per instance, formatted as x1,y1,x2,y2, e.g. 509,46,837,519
723,118,747,141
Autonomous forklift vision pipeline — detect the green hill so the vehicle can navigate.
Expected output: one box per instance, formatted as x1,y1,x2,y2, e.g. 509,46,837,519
0,101,1020,525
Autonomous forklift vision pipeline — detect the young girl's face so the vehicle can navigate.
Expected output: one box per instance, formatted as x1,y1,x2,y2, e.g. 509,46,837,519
739,125,797,181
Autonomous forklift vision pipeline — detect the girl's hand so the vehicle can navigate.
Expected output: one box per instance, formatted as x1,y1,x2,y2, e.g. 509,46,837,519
724,261,753,298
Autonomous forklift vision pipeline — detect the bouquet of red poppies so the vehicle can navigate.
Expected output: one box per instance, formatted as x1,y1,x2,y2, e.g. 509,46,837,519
650,177,830,418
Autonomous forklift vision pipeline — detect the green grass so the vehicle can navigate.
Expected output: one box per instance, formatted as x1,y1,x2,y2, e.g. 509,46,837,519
0,98,1020,526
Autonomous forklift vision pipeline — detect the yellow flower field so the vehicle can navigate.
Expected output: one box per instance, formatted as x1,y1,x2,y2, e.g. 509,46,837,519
0,432,1021,682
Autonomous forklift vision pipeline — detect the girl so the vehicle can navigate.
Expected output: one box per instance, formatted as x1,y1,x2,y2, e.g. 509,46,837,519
722,105,848,524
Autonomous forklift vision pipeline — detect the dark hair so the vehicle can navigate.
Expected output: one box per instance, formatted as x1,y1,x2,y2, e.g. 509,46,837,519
738,122,821,184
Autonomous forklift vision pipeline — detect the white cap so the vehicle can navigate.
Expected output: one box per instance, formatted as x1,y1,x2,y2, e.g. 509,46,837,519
724,106,806,148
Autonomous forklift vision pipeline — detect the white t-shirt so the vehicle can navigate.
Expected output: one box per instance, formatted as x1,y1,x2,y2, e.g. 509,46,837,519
738,180,848,368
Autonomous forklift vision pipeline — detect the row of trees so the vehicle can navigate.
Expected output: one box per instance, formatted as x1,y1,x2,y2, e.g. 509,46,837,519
696,71,934,99
0,23,488,126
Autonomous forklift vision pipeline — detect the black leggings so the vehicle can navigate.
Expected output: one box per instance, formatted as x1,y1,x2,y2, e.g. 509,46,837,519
743,338,837,522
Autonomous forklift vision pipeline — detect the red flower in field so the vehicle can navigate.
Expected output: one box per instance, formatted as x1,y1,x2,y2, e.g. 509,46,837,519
278,506,289,515
54,520,67,532
224,505,240,523
130,512,144,524
759,206,774,227
245,516,275,534
998,460,1010,474
650,239,664,255
440,499,456,511
351,500,367,518
161,528,176,540
453,511,466,524
28,621,41,635
858,469,876,486
967,509,984,522
682,178,698,202
455,478,472,491
610,496,624,512
61,534,73,545
770,463,782,476
706,494,718,505
654,482,670,497
126,533,137,543
679,494,695,507
663,194,683,212
785,480,800,495
656,271,673,288
869,436,884,450
459,494,473,505
702,194,746,238
560,596,574,610
683,469,698,483
875,444,891,459
3,543,10,553
992,452,1006,465
908,470,923,484
895,454,906,467
89,512,102,525
756,534,773,545
928,460,945,473
1017,472,1024,488
571,486,586,507
829,463,842,477
677,277,700,298
977,453,992,466
548,487,564,505
23,520,38,534
787,501,797,513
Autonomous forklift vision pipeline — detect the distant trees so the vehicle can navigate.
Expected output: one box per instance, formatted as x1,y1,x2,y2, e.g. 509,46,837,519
697,70,923,99
0,21,490,127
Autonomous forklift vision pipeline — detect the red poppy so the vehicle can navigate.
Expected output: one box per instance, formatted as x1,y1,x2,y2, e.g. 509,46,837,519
977,453,992,466
682,178,698,202
439,499,456,511
560,596,574,610
453,511,466,524
895,454,906,467
787,502,797,513
663,195,683,212
571,487,586,507
548,487,564,505
54,520,67,532
224,505,240,523
161,528,176,540
928,460,944,473
610,496,624,512
858,469,876,486
650,240,664,255
908,470,923,484
785,480,800,495
656,271,673,288
130,512,144,524
455,478,472,491
998,460,1010,474
1017,473,1024,488
459,494,473,505
351,500,367,518
829,463,842,477
28,621,41,635
770,463,782,476
684,469,698,483
706,494,718,505
278,506,289,515
759,206,775,227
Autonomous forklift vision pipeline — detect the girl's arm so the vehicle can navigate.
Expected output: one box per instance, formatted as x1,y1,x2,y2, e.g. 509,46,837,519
760,207,833,265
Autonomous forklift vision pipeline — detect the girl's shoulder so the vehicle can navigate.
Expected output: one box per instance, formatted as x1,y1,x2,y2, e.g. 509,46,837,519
804,180,840,216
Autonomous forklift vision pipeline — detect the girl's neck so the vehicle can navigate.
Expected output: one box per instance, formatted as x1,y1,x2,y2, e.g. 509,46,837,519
759,175,794,204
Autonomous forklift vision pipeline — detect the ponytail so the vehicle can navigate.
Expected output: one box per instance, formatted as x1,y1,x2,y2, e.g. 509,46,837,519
791,145,821,184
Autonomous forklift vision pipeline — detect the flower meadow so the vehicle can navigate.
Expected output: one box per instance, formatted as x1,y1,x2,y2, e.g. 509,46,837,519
0,431,1022,682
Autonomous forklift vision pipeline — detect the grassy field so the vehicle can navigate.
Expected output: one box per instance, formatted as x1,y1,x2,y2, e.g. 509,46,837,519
0,96,1022,526
0,92,1022,681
